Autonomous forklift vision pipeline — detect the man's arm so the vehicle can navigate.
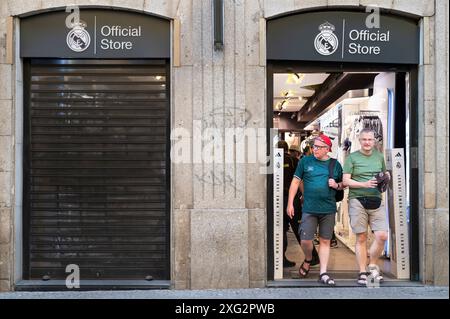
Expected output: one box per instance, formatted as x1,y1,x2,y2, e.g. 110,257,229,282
287,178,301,218
298,179,304,195
343,173,377,189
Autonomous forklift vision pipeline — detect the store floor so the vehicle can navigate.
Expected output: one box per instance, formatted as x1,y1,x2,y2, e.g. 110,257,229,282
283,228,393,280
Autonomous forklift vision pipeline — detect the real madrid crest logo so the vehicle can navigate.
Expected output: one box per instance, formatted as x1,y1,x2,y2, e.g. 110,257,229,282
314,22,338,56
66,21,91,52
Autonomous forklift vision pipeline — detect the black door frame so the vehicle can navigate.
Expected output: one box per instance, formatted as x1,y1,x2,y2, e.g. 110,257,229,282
22,58,171,287
266,60,420,282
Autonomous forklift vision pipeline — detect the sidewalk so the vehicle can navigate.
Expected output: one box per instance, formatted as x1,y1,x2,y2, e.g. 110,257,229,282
0,286,448,299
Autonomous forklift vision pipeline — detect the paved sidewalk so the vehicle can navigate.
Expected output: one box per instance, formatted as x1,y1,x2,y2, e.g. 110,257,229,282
0,286,448,299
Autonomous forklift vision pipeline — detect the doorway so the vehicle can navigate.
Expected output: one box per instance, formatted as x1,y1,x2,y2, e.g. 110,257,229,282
267,61,419,285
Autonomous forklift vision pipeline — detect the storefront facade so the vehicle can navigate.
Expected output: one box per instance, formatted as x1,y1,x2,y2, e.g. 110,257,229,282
0,0,448,291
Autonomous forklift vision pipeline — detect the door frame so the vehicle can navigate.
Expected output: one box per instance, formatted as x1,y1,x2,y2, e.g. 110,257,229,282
21,58,171,288
266,60,420,282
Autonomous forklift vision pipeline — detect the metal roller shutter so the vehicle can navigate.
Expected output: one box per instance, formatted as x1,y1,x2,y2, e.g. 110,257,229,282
23,59,170,280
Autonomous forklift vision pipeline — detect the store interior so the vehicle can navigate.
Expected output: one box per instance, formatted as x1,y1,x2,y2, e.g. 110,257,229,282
273,71,410,282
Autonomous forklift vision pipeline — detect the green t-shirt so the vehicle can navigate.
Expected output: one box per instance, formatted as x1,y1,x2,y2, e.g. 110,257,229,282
343,150,386,199
294,155,343,215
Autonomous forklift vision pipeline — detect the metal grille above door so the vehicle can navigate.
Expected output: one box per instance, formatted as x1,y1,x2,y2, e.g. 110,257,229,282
23,59,170,280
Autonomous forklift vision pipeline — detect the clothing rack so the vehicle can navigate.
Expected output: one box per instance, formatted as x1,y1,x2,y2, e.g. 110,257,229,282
349,110,380,116
359,115,380,119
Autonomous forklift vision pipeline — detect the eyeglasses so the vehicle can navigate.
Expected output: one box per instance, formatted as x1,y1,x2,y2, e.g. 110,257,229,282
360,138,375,142
312,145,328,150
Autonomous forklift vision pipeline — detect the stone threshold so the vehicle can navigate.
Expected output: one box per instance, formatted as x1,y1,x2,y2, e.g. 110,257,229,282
267,279,424,288
14,280,170,291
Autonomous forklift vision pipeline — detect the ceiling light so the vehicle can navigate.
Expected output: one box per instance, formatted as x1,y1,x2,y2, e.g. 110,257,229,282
275,100,286,111
280,90,296,98
275,101,282,110
286,73,305,85
286,74,296,84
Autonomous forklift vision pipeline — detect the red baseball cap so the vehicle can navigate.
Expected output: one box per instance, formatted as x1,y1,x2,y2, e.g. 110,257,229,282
315,134,332,149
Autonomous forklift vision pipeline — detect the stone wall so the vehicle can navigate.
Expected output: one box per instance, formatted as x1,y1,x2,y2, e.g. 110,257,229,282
421,0,449,286
0,0,13,292
171,0,266,289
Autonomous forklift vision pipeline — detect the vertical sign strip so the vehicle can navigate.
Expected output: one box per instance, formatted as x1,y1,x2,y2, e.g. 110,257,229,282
341,19,346,59
94,16,97,55
273,148,284,279
387,148,410,279
392,148,410,279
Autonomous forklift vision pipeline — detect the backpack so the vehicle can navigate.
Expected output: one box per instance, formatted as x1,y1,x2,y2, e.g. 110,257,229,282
328,158,344,202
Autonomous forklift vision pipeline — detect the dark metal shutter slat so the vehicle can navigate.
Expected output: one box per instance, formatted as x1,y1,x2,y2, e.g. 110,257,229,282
25,59,169,280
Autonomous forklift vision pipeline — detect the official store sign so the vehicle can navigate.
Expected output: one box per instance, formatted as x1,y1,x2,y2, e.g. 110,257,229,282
66,23,142,52
21,10,170,58
267,11,419,64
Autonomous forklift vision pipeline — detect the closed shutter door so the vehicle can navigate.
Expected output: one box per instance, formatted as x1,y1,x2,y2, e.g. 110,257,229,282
24,59,170,280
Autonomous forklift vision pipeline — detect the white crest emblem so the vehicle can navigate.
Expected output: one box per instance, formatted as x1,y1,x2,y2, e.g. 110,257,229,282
66,21,90,52
314,22,339,56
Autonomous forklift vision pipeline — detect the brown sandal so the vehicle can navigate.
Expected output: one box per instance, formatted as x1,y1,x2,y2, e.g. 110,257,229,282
298,259,312,278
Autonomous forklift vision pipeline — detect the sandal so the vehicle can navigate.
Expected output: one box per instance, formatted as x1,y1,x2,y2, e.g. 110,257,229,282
357,272,369,286
367,265,384,283
318,273,336,286
298,259,312,278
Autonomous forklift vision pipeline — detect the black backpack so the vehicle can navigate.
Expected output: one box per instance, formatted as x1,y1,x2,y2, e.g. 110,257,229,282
329,158,344,202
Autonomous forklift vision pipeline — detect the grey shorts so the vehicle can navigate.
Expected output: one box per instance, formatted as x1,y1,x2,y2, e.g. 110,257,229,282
299,213,336,240
348,198,388,234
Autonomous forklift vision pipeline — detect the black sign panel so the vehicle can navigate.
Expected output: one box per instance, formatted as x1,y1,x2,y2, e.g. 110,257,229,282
267,11,419,64
21,10,170,58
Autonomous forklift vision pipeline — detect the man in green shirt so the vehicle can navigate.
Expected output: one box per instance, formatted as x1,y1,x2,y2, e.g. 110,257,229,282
287,134,343,286
343,128,390,286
